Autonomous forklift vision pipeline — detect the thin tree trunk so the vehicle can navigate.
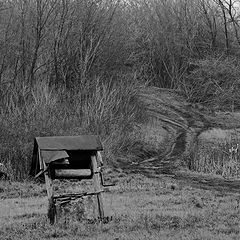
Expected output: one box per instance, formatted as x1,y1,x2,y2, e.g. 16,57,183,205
219,0,229,51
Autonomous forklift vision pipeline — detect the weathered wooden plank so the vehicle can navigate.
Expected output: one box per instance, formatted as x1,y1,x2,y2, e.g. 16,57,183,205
97,151,103,165
91,155,104,219
39,149,56,224
55,169,91,178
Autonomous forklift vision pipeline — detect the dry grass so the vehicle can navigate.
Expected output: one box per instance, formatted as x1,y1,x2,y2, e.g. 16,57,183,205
0,75,146,180
1,174,240,240
190,128,240,180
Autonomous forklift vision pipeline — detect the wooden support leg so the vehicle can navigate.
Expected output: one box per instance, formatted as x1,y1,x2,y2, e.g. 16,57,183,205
91,155,104,220
44,170,56,224
38,149,56,224
97,151,103,166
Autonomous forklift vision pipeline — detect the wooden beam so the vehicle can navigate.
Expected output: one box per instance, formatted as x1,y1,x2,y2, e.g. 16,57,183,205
39,149,56,224
91,155,104,220
97,151,103,165
55,169,92,178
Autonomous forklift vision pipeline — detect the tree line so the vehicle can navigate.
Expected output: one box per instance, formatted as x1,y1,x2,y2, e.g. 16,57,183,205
2,0,240,179
0,0,239,91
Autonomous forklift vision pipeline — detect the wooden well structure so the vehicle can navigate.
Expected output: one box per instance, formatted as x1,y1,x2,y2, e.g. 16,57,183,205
30,135,108,224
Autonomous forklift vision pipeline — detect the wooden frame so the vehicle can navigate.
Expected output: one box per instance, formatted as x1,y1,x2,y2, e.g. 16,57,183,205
91,154,104,219
39,149,105,224
38,149,56,224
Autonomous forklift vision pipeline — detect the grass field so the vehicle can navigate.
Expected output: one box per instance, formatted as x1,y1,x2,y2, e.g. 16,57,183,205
1,173,240,240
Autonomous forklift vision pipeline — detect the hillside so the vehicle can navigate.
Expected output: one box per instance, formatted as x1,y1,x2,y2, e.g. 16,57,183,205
117,87,240,193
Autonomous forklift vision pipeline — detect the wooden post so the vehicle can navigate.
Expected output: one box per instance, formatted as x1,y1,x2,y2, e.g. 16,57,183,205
44,171,56,224
39,149,56,224
97,151,103,166
91,155,104,220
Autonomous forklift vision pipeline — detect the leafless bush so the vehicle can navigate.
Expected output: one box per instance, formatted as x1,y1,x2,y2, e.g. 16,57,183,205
181,56,240,110
190,134,240,179
0,74,145,180
2,0,240,180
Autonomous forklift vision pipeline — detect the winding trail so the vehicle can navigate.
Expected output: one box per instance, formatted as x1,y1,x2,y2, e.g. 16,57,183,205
126,87,240,193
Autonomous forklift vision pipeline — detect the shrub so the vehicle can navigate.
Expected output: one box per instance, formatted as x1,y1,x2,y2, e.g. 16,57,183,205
181,56,240,111
189,132,240,179
0,75,145,180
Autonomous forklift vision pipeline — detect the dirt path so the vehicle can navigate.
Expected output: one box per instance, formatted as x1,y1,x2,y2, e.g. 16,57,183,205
125,87,240,193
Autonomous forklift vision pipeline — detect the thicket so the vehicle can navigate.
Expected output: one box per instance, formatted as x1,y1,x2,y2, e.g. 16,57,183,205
1,0,240,180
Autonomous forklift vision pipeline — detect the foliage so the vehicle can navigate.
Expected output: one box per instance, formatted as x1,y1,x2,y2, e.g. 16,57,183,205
1,0,240,89
0,75,145,180
181,56,240,110
189,130,240,179
2,0,240,179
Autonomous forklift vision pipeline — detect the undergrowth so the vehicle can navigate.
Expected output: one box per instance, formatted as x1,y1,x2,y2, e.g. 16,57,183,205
183,56,240,111
190,131,240,179
0,75,147,180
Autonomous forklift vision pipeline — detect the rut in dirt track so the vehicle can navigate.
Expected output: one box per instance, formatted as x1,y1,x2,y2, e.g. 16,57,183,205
124,87,240,193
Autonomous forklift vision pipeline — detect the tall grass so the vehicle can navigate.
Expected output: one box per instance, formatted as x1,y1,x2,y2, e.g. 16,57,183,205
0,75,146,181
189,133,240,179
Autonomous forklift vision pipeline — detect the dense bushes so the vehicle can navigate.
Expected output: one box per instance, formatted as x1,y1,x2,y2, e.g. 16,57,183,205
0,75,145,180
2,0,240,179
1,0,240,90
181,56,240,111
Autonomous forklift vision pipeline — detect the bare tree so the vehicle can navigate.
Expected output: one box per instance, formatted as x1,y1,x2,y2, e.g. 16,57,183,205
199,0,218,50
27,0,58,86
